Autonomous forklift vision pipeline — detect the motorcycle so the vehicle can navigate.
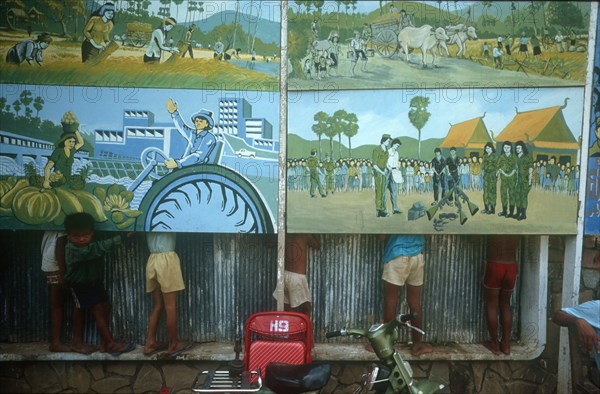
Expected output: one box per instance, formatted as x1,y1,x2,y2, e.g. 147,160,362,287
326,313,445,394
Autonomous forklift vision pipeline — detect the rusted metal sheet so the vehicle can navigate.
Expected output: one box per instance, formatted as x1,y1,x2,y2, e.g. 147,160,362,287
0,231,523,345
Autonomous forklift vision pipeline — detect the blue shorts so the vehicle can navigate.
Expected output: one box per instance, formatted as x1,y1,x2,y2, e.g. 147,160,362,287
70,284,108,309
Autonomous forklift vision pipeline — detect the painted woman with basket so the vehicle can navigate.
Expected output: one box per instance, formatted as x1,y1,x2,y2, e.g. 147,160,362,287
81,2,115,63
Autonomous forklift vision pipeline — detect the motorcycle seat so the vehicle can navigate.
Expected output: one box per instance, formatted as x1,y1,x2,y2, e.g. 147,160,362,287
264,362,331,394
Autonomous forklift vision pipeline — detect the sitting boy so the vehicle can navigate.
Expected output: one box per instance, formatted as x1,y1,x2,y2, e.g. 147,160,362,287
64,212,135,355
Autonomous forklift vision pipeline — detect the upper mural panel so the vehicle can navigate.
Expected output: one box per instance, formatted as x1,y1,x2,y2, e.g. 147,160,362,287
288,1,592,90
0,1,280,91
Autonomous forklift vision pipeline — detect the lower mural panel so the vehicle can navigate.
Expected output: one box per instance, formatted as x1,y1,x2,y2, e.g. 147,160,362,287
287,87,583,234
0,84,279,233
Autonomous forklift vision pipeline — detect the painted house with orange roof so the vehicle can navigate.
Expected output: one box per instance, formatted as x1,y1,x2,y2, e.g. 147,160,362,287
495,99,579,165
440,113,492,158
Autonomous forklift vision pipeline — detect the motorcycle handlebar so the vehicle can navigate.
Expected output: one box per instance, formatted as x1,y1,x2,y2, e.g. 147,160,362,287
398,313,417,323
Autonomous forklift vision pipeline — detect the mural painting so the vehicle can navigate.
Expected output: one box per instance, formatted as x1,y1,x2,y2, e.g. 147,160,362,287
0,84,279,233
0,1,280,90
287,87,583,234
584,17,599,235
288,1,592,90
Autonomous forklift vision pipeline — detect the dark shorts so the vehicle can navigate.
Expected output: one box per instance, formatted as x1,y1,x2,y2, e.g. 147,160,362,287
519,44,528,52
483,261,517,290
70,284,108,309
533,46,541,55
505,45,511,55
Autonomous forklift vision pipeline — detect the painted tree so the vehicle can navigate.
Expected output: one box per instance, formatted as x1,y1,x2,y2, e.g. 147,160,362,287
33,96,45,117
330,109,349,159
158,0,171,18
0,98,7,114
40,0,85,37
251,0,264,54
19,90,33,117
12,100,22,117
173,0,184,19
545,2,583,33
324,115,337,161
343,112,359,158
312,111,329,161
408,96,431,160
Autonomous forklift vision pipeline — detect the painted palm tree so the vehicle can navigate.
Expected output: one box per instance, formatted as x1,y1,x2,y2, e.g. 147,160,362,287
331,109,348,159
343,112,359,158
312,111,329,161
408,96,431,160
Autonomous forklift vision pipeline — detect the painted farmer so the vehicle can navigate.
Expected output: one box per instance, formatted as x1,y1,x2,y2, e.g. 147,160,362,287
307,149,325,198
164,99,216,169
514,141,533,221
6,33,52,66
481,142,498,215
373,134,391,217
81,1,115,63
496,141,517,218
430,148,446,205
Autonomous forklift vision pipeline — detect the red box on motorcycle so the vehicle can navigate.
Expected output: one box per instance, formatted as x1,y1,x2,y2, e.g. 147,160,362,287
244,312,313,378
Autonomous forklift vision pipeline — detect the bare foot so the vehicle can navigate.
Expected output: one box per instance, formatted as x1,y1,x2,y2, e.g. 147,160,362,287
483,340,500,356
411,341,433,356
71,342,97,355
49,343,72,352
144,341,167,356
107,340,128,354
167,340,189,354
500,341,510,355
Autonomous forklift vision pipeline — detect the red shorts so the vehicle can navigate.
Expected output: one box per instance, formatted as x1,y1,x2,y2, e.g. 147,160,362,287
483,261,517,290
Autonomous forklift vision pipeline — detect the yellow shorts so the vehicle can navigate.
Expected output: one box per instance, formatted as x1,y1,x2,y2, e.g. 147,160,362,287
146,251,185,293
382,253,424,287
273,271,311,308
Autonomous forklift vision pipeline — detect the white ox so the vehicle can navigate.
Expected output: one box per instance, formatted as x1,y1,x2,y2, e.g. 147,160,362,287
438,24,477,57
397,25,449,67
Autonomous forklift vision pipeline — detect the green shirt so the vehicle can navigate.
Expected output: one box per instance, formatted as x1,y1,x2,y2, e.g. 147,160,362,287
65,236,122,284
372,146,388,171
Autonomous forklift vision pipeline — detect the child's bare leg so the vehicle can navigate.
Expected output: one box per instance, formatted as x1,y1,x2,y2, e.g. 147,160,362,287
407,284,432,356
483,287,501,355
383,280,400,322
49,285,70,352
163,291,186,353
499,289,513,355
92,301,125,353
71,305,96,354
145,288,164,354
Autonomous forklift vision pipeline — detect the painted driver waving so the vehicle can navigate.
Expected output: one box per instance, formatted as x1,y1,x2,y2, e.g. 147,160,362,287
164,98,216,169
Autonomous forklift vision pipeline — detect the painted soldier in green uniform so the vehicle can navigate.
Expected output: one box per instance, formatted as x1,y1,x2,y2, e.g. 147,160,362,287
481,142,498,214
307,148,326,198
372,134,391,217
496,142,517,218
514,141,533,220
323,154,335,195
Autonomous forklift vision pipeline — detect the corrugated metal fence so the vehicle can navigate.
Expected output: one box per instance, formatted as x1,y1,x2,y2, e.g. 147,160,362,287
0,231,526,345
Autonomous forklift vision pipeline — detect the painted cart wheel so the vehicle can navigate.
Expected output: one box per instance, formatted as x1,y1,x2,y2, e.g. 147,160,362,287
131,32,147,47
376,30,398,58
137,164,274,233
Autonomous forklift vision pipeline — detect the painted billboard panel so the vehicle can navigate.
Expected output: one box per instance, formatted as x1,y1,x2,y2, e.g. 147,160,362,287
287,87,583,234
584,17,599,235
288,1,591,90
0,84,279,233
0,1,280,91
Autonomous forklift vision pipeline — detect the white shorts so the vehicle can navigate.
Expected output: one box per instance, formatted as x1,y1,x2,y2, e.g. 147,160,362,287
273,271,311,308
382,253,424,287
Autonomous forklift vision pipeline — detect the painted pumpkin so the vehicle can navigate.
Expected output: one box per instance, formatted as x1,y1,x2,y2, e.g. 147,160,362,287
12,187,61,225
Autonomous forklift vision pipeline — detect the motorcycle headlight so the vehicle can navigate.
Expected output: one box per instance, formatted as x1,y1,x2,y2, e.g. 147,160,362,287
363,364,391,392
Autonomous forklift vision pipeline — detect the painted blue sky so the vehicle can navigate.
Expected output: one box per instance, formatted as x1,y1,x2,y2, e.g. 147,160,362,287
0,84,280,139
288,87,585,147
142,0,281,22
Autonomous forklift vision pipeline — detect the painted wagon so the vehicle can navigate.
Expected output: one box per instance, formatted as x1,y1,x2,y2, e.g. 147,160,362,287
364,15,402,58
124,22,152,47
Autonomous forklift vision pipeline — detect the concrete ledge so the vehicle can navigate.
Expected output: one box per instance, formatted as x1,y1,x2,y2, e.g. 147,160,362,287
0,341,543,362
